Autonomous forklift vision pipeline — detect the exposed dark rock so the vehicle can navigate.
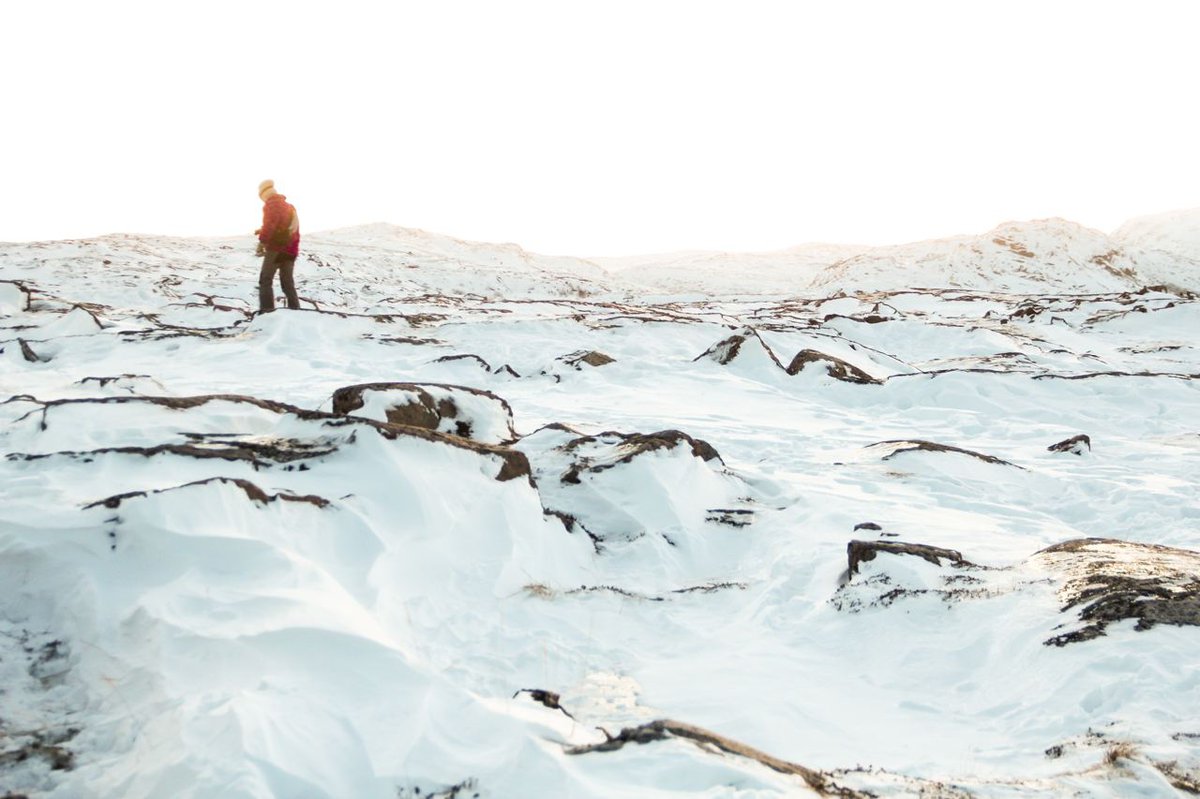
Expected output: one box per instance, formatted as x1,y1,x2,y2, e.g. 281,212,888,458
512,689,575,720
0,739,75,771
364,334,442,346
559,350,615,368
528,421,587,437
83,477,331,510
186,293,255,316
1035,538,1200,646
14,439,334,469
785,350,881,384
705,508,754,527
567,720,670,752
847,539,972,576
566,429,720,462
434,353,494,369
1009,301,1046,320
1048,434,1091,455
1155,761,1200,794
544,508,581,531
118,321,246,341
868,439,1020,468
566,719,864,797
693,327,786,369
672,581,747,594
17,338,45,363
78,374,153,388
14,394,316,431
489,449,532,482
331,381,517,443
821,312,890,324
1033,371,1200,381
63,304,106,328
0,279,32,312
11,394,531,484
280,307,447,326
363,421,531,484
994,236,1036,259
853,522,882,532
542,508,602,551
559,429,723,484
555,582,746,601
396,777,479,799
566,584,665,601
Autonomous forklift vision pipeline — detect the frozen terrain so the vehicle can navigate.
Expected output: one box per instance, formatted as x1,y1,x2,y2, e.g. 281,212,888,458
1,211,1198,797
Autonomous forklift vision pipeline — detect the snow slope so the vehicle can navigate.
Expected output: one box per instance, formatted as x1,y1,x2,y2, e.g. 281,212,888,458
1,215,1198,797
599,216,1200,296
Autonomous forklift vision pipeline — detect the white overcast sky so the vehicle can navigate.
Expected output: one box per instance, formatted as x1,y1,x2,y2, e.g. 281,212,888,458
2,1,1197,255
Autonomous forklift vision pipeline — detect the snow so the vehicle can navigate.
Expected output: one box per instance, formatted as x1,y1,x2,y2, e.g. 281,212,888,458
1,215,1198,797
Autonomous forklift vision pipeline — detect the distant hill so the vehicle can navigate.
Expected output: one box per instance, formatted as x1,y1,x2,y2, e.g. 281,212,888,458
598,212,1200,295
4,211,1197,301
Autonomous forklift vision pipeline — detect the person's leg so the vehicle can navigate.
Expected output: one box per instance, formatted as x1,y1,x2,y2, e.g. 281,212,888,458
258,252,280,311
278,256,300,309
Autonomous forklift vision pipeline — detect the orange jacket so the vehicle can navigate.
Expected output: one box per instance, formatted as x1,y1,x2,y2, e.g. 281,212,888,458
259,195,300,256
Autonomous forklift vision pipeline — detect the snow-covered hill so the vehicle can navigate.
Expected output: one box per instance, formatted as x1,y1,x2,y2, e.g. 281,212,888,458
1,213,1199,797
599,213,1200,296
811,218,1141,294
1114,208,1200,270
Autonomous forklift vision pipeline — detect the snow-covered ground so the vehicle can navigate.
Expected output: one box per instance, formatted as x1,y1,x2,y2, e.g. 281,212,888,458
1,213,1198,797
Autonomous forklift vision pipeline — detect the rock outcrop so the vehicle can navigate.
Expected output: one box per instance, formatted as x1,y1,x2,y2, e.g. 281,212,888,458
785,349,881,384
331,382,518,444
1034,538,1200,646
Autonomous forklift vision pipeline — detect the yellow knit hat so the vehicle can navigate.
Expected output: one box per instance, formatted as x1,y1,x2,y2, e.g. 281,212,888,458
257,179,275,198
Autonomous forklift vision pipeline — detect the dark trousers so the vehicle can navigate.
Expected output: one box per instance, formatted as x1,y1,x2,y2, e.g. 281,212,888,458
259,251,299,311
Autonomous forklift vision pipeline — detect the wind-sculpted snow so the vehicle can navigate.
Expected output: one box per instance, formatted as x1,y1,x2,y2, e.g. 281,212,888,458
1,222,1199,797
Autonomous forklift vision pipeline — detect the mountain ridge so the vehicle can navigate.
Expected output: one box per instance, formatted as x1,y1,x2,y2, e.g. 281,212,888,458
3,209,1197,297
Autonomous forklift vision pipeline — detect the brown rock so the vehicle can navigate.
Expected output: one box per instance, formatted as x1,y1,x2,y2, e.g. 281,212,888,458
331,382,517,443
1048,434,1091,455
560,350,615,368
693,327,785,369
560,429,723,484
847,539,971,576
785,349,880,384
1034,538,1200,645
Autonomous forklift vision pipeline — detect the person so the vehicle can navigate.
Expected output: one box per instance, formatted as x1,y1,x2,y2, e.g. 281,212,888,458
254,179,301,311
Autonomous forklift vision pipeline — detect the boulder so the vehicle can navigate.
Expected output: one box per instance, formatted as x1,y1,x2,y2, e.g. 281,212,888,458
559,429,722,483
559,350,615,369
1033,538,1200,645
785,349,881,384
331,382,517,444
847,539,971,576
693,327,785,369
1048,434,1091,455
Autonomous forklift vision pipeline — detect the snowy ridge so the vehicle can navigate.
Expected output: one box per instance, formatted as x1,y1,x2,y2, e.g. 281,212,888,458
809,217,1200,294
1114,208,1200,264
1,214,1199,797
598,213,1200,296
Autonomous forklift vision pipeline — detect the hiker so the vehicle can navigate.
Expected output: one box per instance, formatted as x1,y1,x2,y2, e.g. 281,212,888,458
254,179,301,312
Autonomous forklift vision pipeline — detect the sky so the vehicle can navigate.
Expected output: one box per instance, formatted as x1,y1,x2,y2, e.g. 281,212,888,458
2,1,1198,256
